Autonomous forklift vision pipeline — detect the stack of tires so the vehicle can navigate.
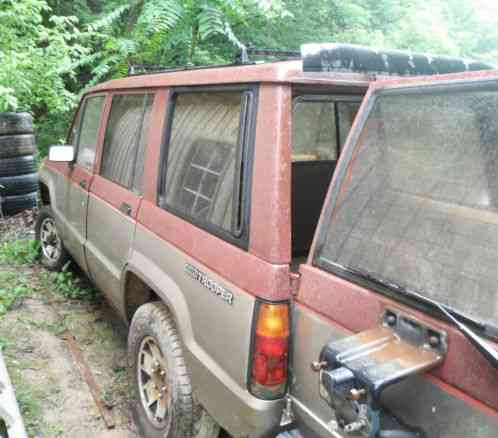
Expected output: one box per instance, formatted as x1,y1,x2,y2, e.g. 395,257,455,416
0,113,38,217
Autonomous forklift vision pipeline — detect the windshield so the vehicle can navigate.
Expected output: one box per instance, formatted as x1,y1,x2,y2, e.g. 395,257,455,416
315,86,498,326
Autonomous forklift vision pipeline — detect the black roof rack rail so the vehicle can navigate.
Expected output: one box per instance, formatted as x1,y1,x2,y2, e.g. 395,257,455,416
127,46,301,76
237,47,300,64
127,62,241,76
301,43,496,76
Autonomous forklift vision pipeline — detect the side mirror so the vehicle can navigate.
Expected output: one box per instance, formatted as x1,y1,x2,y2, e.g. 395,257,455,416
48,145,74,162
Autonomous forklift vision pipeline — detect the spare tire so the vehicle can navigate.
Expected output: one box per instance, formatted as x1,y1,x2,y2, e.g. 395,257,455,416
0,173,39,196
0,192,38,216
0,113,33,136
0,134,36,158
0,156,37,177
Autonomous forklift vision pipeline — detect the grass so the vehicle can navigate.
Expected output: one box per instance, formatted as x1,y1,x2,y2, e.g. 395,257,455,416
0,271,35,315
0,239,39,265
42,262,97,301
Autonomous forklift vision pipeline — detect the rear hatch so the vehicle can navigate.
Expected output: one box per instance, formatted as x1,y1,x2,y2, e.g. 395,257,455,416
290,57,498,438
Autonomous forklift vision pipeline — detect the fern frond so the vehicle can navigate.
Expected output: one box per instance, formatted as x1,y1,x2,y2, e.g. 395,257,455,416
198,6,225,40
139,0,183,36
87,3,135,32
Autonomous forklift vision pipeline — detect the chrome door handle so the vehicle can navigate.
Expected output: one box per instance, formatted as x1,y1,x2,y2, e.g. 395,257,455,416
119,202,132,216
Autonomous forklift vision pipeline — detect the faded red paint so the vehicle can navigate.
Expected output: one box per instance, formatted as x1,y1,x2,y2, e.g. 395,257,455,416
89,61,372,94
90,175,141,220
138,200,291,301
142,89,169,204
249,85,292,264
296,264,498,411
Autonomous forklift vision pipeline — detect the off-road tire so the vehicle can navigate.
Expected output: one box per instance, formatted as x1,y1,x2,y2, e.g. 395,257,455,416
0,192,37,216
0,134,37,158
128,302,220,438
0,156,37,177
35,205,70,271
0,113,33,136
0,173,39,196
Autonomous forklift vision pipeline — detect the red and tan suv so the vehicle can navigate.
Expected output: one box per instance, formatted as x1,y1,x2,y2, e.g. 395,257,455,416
37,45,497,438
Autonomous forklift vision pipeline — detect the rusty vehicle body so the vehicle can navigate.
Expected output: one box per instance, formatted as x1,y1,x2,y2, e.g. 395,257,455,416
37,45,497,438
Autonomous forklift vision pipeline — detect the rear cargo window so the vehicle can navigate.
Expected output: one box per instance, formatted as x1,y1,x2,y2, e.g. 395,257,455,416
315,87,498,326
101,94,153,193
160,90,253,243
76,96,105,171
292,97,360,161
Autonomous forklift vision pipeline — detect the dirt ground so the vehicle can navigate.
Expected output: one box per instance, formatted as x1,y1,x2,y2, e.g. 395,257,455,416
0,212,139,437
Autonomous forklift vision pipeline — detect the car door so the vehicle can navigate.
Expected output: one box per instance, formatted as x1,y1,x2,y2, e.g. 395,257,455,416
289,80,498,437
63,95,107,273
85,92,154,311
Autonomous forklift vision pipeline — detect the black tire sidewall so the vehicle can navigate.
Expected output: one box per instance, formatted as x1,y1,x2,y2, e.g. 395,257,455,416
0,156,37,177
128,303,190,438
1,192,38,216
35,206,69,271
0,113,33,136
0,173,39,196
0,134,37,159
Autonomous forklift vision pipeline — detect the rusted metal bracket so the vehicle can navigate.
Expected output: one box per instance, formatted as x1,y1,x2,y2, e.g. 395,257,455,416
64,331,115,430
316,308,447,437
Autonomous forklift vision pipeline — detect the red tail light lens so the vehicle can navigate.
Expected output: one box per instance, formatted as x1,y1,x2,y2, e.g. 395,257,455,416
249,301,290,399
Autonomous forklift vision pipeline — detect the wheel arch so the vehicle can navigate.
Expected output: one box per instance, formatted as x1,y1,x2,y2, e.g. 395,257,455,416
121,257,195,347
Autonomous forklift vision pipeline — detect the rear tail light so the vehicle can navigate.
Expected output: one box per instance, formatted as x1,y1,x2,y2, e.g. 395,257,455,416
249,301,290,399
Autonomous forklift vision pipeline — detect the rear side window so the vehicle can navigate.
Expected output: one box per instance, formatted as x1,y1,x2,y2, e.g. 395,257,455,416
292,97,360,161
160,89,253,242
76,96,105,171
101,94,154,193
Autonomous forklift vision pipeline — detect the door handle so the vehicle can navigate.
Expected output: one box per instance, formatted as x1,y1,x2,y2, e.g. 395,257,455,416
119,202,132,216
79,180,87,189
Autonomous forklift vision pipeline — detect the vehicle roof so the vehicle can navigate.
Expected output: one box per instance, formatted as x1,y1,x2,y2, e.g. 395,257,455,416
89,60,373,93
370,67,498,91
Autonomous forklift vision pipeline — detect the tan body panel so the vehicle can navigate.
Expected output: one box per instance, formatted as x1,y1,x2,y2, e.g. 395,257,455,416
128,224,284,436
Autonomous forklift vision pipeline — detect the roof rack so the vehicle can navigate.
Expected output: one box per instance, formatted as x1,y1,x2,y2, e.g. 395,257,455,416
237,47,300,64
301,43,496,76
127,46,301,76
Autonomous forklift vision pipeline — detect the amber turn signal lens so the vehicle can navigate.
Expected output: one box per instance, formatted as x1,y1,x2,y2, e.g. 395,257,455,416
249,302,290,399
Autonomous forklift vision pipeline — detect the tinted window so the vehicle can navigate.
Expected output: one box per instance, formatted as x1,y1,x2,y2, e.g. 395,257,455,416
162,91,249,236
292,97,360,161
76,96,105,171
101,94,153,192
316,88,498,326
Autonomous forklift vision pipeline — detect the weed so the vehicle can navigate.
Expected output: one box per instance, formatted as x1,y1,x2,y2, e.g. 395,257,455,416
0,272,34,315
5,357,46,436
17,317,67,337
43,262,97,301
0,239,39,265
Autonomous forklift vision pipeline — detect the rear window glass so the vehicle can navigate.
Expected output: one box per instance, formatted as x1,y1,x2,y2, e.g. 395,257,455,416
161,91,251,239
315,88,498,326
101,94,153,193
292,97,360,161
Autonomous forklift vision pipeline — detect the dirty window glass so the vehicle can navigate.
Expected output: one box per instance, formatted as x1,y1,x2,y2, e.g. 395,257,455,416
292,98,360,161
76,96,105,171
316,88,498,326
101,94,153,193
162,91,245,234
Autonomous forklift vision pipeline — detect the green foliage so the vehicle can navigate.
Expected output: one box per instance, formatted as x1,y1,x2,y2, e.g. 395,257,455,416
0,272,34,315
44,262,97,300
0,239,40,265
2,0,498,158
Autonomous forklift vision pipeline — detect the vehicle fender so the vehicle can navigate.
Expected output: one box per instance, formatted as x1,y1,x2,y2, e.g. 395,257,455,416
38,167,64,223
122,250,195,347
